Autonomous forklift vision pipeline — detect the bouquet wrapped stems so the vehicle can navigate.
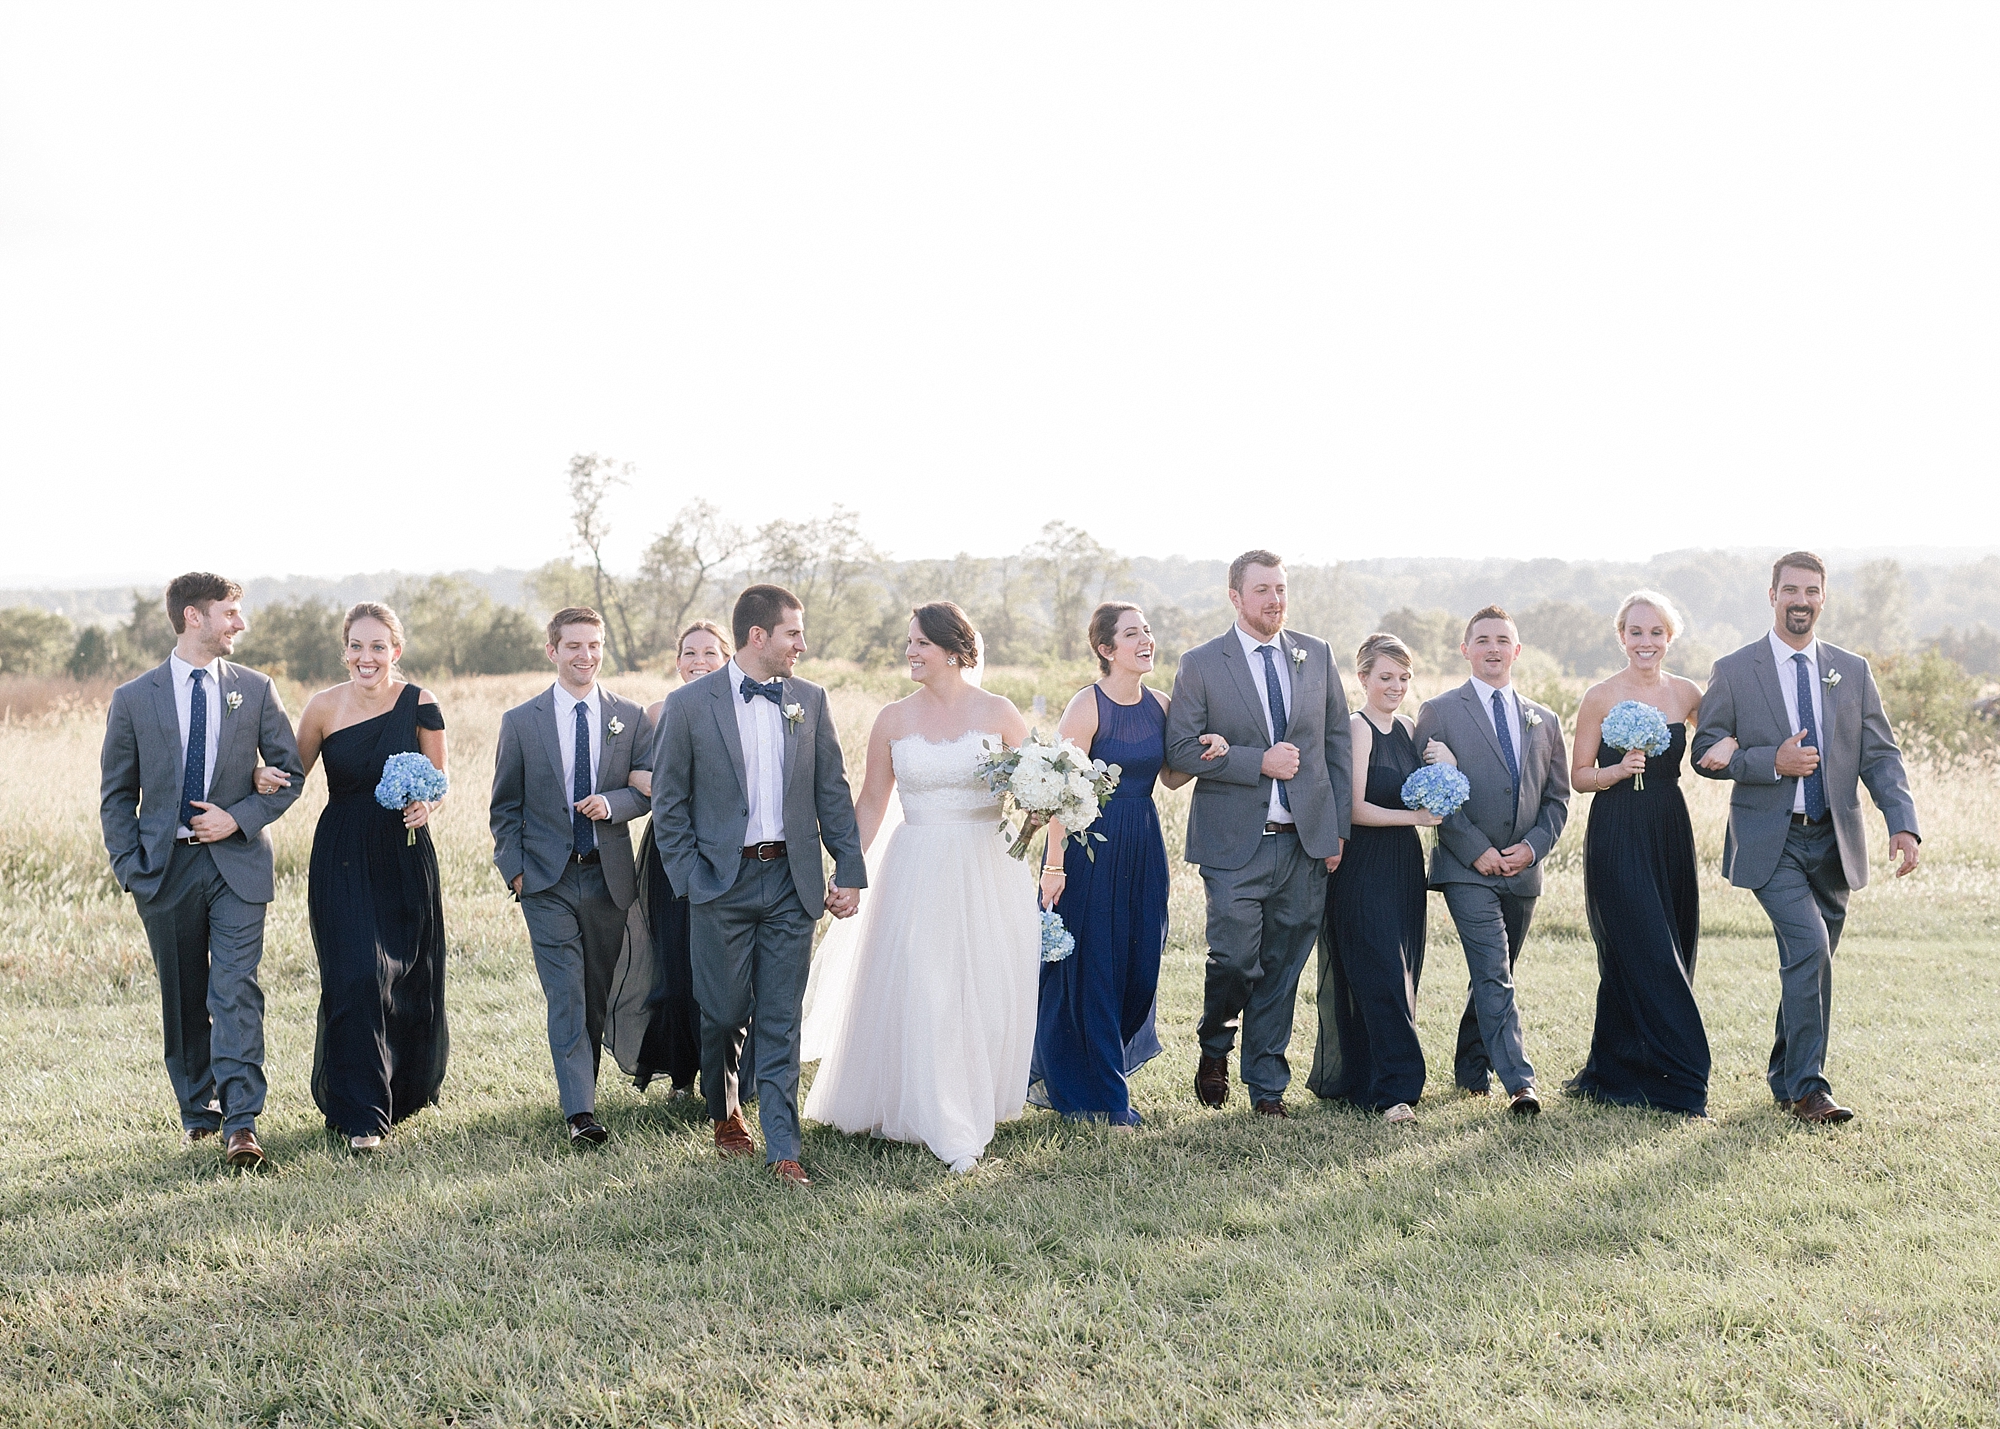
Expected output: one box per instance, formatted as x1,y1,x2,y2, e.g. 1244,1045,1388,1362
1009,811,1049,861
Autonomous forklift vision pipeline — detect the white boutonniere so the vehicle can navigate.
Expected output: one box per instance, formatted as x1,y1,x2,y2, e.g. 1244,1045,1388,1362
606,716,625,736
1289,647,1307,668
225,691,243,713
782,702,804,726
1822,668,1841,689
1523,707,1543,729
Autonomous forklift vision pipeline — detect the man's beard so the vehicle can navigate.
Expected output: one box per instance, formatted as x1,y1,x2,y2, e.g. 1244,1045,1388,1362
1243,610,1284,639
1784,604,1817,635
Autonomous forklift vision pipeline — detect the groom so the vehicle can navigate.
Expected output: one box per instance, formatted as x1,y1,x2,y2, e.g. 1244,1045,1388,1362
650,583,865,1186
1165,550,1351,1117
1412,606,1571,1115
99,572,305,1169
1693,551,1920,1124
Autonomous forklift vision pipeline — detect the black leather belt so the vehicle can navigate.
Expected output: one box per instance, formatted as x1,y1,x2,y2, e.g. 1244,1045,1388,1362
742,841,788,861
569,849,601,865
176,835,203,847
1790,812,1830,826
1262,822,1297,835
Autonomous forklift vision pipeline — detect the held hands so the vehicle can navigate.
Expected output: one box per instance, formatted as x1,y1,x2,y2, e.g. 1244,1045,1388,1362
1261,742,1301,781
1889,831,1921,877
1323,838,1345,874
573,794,612,822
186,801,240,842
825,883,861,918
1774,730,1821,779
1696,735,1738,772
252,765,291,795
1424,738,1456,767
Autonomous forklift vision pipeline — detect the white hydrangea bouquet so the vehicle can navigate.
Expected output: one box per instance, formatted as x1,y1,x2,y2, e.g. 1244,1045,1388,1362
976,730,1121,860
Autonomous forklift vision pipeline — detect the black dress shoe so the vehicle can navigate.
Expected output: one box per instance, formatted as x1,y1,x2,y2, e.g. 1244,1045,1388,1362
1195,1054,1230,1108
1508,1087,1541,1117
567,1113,609,1145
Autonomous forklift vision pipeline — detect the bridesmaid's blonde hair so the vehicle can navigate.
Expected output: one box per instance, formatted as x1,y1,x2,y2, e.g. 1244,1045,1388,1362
1614,590,1682,642
1354,632,1415,678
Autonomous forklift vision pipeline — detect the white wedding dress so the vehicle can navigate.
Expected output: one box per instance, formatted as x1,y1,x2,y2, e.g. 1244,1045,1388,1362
801,731,1039,1172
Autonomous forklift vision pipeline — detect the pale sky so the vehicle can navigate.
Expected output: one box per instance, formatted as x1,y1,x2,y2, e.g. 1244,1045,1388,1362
2,5,1995,586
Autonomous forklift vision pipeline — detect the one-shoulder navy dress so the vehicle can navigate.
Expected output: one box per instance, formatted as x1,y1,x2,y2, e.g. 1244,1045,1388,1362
1028,685,1167,1125
307,683,450,1137
1564,723,1709,1116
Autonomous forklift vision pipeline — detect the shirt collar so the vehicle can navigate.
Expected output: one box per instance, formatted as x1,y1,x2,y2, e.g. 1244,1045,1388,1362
553,681,599,713
1768,629,1818,669
169,651,219,682
1469,676,1516,702
727,658,782,692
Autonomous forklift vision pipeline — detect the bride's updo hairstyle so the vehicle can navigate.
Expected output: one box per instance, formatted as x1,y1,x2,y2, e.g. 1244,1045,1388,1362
343,601,407,673
1354,632,1414,679
912,601,980,669
1614,590,1682,644
1088,602,1141,675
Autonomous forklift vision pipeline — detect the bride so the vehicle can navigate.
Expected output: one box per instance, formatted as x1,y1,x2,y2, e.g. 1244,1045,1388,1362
802,601,1037,1172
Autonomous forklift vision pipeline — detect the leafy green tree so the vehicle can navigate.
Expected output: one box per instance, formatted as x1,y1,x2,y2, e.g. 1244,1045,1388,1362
1870,647,1991,762
1930,623,2000,678
233,598,345,684
67,625,114,679
565,452,639,670
0,607,75,675
389,576,543,677
1027,523,1127,660
1822,558,1911,654
1376,607,1461,673
753,507,881,660
630,500,746,662
115,590,175,671
1517,599,1616,676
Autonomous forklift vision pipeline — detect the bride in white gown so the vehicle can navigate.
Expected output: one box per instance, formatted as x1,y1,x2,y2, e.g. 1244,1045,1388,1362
802,602,1038,1172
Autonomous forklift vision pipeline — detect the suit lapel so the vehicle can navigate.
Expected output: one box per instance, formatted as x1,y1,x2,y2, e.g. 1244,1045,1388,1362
149,662,184,791
709,675,750,799
1751,640,1793,737
779,679,803,796
213,661,250,777
537,688,570,794
1220,631,1269,735
1460,681,1509,771
593,693,623,794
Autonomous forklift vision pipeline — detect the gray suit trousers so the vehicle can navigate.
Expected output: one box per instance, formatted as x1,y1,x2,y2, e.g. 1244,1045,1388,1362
689,856,814,1164
1197,828,1326,1101
132,841,268,1134
1754,818,1849,1103
1442,883,1537,1095
521,859,627,1116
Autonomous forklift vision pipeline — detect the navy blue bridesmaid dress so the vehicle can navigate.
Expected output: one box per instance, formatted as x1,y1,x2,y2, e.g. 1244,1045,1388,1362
307,682,449,1137
1564,722,1709,1116
1308,715,1428,1111
1028,685,1167,1125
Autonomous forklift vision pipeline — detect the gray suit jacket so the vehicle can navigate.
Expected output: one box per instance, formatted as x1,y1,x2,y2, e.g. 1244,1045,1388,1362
99,659,305,904
1163,626,1353,869
1412,680,1571,897
490,685,654,909
649,667,866,916
1692,637,1918,891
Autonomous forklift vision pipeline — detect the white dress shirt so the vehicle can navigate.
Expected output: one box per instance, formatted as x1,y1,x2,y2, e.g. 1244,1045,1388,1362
1767,629,1826,815
1234,623,1296,824
727,659,787,843
1469,677,1527,774
552,681,603,798
168,652,223,837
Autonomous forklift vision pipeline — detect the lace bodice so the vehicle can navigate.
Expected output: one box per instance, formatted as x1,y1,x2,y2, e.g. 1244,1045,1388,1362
891,731,1002,814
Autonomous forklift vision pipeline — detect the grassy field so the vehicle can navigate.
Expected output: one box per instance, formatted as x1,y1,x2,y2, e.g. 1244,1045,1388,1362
2,665,1997,1427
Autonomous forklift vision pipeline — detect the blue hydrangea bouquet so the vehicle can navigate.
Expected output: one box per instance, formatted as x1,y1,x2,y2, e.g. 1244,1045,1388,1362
375,751,449,845
1039,908,1076,963
1599,700,1673,791
1401,764,1471,819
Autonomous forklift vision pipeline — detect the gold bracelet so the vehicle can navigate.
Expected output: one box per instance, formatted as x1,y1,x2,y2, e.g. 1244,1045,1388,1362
1041,866,1066,875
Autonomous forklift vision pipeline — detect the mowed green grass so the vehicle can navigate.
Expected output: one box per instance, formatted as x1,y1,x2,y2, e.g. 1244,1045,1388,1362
2,670,1997,1427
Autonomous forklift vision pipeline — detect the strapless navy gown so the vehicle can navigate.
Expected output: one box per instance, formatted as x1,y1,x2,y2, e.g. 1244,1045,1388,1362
307,683,449,1136
1564,722,1709,1116
1308,717,1427,1110
1028,685,1166,1125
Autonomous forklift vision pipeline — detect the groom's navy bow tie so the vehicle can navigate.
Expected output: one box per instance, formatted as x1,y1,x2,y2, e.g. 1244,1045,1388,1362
739,676,785,706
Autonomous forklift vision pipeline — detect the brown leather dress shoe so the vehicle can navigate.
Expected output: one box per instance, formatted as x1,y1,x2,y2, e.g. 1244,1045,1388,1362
1789,1090,1854,1124
1253,1099,1289,1118
1196,1054,1230,1108
713,1110,756,1158
1508,1087,1541,1117
225,1129,266,1170
770,1159,811,1187
181,1126,218,1148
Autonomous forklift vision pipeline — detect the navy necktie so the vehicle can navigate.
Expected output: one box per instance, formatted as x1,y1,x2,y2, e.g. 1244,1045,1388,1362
1793,653,1829,822
572,700,595,855
740,675,784,706
1491,689,1521,805
180,668,208,827
1255,644,1291,812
